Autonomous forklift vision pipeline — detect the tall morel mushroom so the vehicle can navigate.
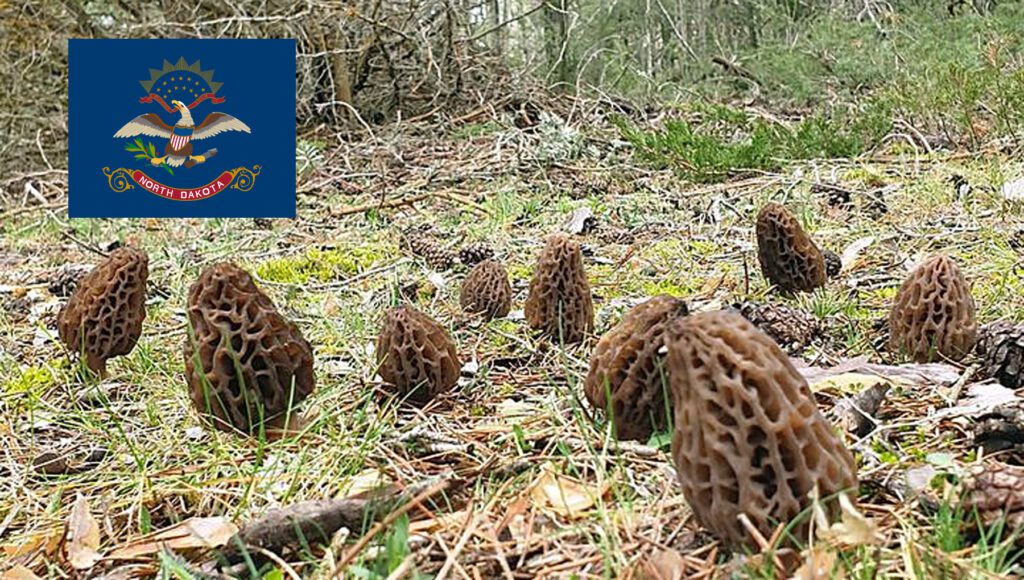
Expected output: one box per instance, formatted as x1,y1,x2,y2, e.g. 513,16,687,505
756,202,827,293
184,262,315,435
667,310,857,550
888,254,976,363
460,259,512,320
524,234,594,343
376,305,460,404
584,295,689,442
57,246,149,376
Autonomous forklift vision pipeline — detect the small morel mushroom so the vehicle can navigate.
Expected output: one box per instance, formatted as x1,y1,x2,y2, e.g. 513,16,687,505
977,321,1024,389
756,203,827,293
584,295,689,441
57,247,149,376
460,259,512,320
667,310,857,550
376,305,460,404
184,263,315,435
524,233,594,343
888,254,976,363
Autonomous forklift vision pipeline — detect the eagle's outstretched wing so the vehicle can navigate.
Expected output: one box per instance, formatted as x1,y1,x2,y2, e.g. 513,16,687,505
113,113,174,139
192,113,251,140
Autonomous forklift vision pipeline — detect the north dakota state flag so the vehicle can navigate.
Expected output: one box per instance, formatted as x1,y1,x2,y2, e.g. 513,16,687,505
69,39,296,218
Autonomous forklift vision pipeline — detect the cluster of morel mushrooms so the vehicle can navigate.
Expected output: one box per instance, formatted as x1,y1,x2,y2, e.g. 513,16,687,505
56,201,997,553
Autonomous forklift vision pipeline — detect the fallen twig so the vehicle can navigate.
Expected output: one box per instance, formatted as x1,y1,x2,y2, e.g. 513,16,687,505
332,477,454,573
333,193,431,217
216,475,454,566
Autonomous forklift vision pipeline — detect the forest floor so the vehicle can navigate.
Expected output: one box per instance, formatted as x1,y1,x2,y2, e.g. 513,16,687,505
3,94,1024,578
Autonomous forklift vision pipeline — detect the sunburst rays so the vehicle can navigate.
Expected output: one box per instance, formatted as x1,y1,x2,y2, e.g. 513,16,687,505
139,58,222,95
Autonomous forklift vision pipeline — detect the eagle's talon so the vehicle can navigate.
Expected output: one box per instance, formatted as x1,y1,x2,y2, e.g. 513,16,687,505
190,155,207,164
150,156,166,166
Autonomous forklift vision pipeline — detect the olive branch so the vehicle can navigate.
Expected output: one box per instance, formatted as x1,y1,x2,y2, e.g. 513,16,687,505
125,138,173,175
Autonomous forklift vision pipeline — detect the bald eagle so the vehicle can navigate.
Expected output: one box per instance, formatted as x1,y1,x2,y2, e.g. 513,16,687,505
114,100,251,168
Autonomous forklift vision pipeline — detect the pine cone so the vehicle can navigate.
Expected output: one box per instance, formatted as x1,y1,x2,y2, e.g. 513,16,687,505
863,191,888,218
48,264,91,298
1010,229,1024,251
974,400,1024,459
823,249,842,278
978,321,1024,389
961,462,1024,533
458,242,495,266
735,302,821,353
402,229,456,270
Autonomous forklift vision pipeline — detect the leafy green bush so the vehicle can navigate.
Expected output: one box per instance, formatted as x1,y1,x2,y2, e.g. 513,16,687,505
699,5,1024,148
613,103,891,182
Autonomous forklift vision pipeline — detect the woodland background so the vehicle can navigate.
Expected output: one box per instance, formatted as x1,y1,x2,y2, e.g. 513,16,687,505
4,1,1024,578
2,0,1019,190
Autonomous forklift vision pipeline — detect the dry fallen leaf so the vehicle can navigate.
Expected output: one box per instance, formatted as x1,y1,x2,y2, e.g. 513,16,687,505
839,236,874,270
530,466,607,519
1,528,63,563
1001,177,1024,202
814,492,880,547
809,372,892,396
631,548,688,580
108,517,238,559
65,494,102,570
940,382,1019,419
789,549,842,580
337,468,388,498
0,566,43,580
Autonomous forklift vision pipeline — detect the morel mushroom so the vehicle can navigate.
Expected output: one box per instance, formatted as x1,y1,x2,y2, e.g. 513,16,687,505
376,305,460,404
57,246,149,376
524,234,594,343
756,203,827,293
184,263,315,435
667,310,857,550
888,254,976,363
460,259,512,320
584,295,689,441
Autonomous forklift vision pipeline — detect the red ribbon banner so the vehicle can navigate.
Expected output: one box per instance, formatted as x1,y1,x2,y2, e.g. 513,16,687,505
138,92,227,113
131,170,234,201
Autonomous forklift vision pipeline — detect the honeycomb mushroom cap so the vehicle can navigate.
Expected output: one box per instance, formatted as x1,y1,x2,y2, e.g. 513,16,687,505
667,310,857,550
524,234,594,343
756,203,827,293
888,254,977,363
460,259,512,320
57,246,149,376
376,305,460,404
183,262,315,435
584,295,689,441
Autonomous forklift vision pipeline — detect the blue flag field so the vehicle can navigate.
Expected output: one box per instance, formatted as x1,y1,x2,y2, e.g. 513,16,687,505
69,39,296,218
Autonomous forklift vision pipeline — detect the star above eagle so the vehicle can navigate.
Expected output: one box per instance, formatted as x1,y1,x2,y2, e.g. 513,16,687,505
114,100,251,168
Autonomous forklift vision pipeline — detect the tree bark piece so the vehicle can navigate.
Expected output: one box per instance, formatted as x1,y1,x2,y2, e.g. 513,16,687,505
216,477,453,565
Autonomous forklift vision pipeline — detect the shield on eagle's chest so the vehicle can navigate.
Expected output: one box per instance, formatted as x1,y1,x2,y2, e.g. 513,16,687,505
170,132,191,151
